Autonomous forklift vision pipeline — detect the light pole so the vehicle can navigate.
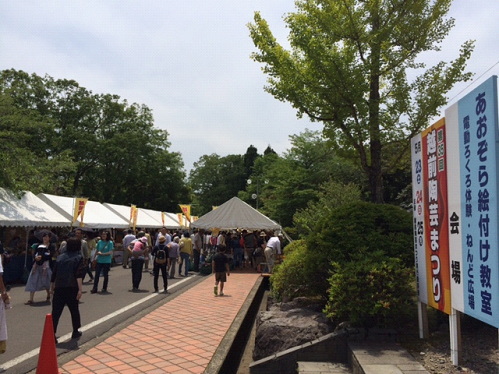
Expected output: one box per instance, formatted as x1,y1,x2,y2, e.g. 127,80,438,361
247,177,268,210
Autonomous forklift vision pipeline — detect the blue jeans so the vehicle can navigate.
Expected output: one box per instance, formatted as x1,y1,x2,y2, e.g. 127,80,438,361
92,263,111,292
233,247,244,268
180,252,190,276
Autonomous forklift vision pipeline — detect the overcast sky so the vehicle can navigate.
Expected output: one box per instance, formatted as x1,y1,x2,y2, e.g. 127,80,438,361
1,1,498,173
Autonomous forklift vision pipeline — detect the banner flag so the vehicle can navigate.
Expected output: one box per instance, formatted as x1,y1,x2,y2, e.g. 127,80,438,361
161,212,166,226
179,204,191,222
72,198,88,227
130,205,138,230
177,213,184,227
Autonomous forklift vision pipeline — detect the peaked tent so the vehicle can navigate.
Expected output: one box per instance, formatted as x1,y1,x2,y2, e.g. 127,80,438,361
190,197,281,231
0,188,70,227
38,193,129,229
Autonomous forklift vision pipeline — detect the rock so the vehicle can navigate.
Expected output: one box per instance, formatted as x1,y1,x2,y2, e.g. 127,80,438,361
253,297,333,360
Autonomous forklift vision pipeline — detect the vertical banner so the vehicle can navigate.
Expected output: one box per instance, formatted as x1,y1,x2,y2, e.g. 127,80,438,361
411,134,428,303
161,212,166,226
179,204,191,222
456,76,499,327
177,213,184,227
72,198,88,227
130,205,138,231
445,102,465,312
421,118,451,314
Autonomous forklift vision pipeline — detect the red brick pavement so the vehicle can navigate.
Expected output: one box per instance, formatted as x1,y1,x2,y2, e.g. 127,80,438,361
59,273,260,374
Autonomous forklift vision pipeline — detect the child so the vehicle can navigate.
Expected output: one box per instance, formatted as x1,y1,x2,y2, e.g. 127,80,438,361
212,245,230,296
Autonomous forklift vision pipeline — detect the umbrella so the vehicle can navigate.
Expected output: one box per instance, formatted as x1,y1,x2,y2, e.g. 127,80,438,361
34,229,58,242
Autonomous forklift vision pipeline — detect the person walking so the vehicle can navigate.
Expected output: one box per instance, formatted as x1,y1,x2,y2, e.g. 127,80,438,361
122,229,136,269
168,237,180,278
74,229,93,283
192,229,203,272
212,245,230,296
151,236,168,292
50,237,86,342
179,232,193,277
0,253,10,353
129,236,148,291
24,232,53,304
90,231,114,294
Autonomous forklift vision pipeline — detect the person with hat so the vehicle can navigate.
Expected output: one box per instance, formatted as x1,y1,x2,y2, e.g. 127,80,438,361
151,236,169,292
90,231,114,294
129,235,148,291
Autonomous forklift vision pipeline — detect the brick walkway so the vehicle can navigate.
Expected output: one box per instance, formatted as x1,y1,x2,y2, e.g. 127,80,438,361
59,273,261,374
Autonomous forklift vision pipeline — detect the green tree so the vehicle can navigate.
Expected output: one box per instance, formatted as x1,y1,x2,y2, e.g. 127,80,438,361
244,129,363,228
0,69,188,208
189,153,246,215
0,92,75,193
249,0,474,202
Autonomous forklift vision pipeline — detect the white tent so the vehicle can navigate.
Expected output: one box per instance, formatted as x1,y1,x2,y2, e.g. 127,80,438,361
38,193,129,229
103,203,180,229
141,208,180,230
190,197,281,231
0,188,70,227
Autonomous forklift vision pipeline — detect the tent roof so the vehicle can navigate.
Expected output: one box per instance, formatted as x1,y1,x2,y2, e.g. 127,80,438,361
140,208,180,230
190,197,281,231
0,188,70,227
103,203,180,230
38,193,129,229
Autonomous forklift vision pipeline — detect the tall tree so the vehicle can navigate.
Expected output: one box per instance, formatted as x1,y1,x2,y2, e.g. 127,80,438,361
249,0,474,202
0,69,188,209
189,153,246,215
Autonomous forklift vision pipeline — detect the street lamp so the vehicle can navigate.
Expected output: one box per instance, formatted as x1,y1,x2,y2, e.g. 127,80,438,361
247,177,268,210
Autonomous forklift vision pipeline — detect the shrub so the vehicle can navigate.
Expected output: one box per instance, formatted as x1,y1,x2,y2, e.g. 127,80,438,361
324,257,416,329
270,240,323,301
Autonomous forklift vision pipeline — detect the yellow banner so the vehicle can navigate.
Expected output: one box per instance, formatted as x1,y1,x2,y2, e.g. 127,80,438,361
72,198,88,227
179,204,191,222
161,212,166,226
177,213,184,227
130,205,138,230
212,206,218,210
192,216,198,222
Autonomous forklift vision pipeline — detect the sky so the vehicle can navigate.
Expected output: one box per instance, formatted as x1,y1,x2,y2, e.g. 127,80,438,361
1,1,498,174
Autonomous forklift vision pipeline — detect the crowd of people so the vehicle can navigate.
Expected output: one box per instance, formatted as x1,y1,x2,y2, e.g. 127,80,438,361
0,226,285,350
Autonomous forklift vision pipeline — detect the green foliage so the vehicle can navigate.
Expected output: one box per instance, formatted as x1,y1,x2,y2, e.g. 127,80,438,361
0,69,189,209
324,258,416,329
308,201,414,268
293,180,361,237
189,153,247,215
270,240,323,301
249,0,474,202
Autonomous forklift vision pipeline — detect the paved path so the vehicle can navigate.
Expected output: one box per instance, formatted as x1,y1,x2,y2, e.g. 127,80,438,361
59,273,260,374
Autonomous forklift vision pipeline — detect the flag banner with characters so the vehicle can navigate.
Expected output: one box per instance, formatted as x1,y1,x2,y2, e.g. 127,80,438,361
72,198,88,227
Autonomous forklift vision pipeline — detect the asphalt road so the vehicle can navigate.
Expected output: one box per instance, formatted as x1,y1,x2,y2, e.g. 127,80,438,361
0,264,202,373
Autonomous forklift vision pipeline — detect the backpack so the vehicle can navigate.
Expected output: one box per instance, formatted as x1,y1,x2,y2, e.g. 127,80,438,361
155,245,167,265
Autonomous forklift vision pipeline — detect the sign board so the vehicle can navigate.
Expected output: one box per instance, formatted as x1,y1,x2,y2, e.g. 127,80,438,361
412,75,499,328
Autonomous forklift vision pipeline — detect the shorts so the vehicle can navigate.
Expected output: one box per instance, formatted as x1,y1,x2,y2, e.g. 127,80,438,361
215,272,227,283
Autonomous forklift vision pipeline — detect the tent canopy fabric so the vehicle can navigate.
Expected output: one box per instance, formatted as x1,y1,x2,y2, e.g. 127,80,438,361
38,193,129,229
190,197,281,231
0,188,70,227
103,203,180,230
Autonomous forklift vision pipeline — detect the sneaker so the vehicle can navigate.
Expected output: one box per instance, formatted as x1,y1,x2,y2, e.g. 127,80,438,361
90,289,97,294
219,292,224,296
154,289,159,293
71,331,82,339
214,286,218,296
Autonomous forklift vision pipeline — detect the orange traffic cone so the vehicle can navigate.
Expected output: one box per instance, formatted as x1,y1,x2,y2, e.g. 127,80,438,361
36,313,60,374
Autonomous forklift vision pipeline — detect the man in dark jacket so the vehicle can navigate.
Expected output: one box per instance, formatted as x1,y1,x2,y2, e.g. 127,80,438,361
50,237,86,342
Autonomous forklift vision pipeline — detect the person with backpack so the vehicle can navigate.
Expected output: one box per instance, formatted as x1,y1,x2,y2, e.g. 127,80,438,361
151,236,169,293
